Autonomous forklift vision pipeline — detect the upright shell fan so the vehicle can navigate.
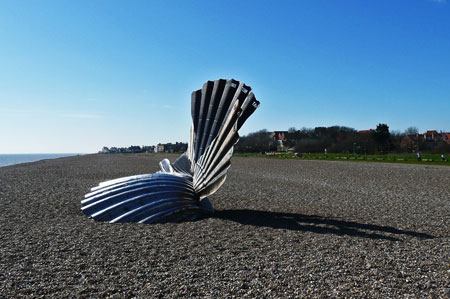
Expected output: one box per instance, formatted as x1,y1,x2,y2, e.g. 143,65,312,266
81,79,260,223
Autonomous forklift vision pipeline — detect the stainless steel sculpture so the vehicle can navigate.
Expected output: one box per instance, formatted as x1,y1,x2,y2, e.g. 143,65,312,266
81,79,260,223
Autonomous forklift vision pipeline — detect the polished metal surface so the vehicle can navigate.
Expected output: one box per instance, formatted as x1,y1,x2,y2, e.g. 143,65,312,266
82,79,260,223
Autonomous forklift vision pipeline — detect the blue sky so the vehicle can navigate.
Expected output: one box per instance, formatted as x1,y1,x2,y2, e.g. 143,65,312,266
1,0,449,153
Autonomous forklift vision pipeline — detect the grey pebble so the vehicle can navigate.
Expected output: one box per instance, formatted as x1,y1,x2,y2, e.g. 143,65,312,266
0,154,449,297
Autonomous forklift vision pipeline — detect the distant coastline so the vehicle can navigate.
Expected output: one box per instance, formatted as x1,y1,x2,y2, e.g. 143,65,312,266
0,153,83,167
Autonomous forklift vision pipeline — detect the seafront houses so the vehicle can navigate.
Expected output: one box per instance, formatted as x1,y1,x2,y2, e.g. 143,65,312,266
272,131,288,142
359,129,375,134
156,142,188,153
100,145,156,154
400,130,450,151
442,133,450,144
142,146,156,153
422,130,450,149
100,143,188,154
272,131,288,152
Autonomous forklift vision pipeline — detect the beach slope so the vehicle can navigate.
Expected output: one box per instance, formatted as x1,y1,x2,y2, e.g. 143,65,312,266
0,154,448,297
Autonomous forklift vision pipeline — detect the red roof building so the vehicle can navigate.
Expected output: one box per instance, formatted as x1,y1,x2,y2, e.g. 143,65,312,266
442,133,450,144
424,130,439,140
272,131,287,141
359,129,375,134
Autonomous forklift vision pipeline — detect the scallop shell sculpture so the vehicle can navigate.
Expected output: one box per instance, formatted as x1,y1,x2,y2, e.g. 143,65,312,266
81,79,260,223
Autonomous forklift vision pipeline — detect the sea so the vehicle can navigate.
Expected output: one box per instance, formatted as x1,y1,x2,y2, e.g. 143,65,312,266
0,154,82,167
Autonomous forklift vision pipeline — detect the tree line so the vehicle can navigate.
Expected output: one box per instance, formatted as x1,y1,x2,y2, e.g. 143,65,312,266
234,124,450,154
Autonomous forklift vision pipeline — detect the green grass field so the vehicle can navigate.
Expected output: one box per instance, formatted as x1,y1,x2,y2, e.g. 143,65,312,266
233,152,449,166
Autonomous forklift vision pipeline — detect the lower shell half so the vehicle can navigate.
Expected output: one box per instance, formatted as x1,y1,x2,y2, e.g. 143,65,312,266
81,172,212,224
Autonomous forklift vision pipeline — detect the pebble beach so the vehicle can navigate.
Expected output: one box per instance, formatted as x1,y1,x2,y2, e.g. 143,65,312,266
0,154,449,297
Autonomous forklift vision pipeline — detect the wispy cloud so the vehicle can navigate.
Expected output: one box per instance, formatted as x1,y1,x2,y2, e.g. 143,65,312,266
87,98,97,102
429,0,447,3
0,108,105,120
62,113,104,119
0,108,31,116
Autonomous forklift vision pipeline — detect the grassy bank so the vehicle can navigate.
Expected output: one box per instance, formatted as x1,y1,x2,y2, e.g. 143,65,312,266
234,152,450,166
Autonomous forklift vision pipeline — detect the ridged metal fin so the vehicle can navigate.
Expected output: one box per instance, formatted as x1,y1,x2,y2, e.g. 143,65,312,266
198,79,227,159
191,91,259,197
82,78,259,224
159,159,174,173
81,173,205,223
172,153,192,175
193,81,214,162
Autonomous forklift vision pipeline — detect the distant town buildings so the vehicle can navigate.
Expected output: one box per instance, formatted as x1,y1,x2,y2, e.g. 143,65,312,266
100,145,156,154
359,129,375,134
236,127,450,154
156,142,188,153
100,142,188,154
272,131,288,142
272,131,288,152
100,129,449,155
400,130,450,152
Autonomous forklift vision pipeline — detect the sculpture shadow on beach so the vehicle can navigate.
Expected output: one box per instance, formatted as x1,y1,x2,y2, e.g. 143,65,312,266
213,209,434,241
